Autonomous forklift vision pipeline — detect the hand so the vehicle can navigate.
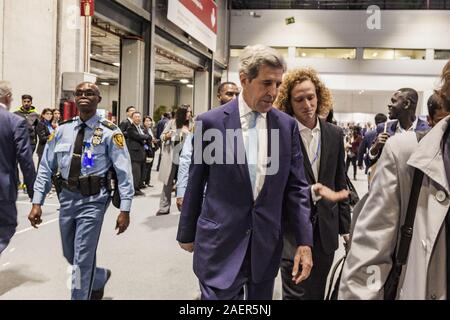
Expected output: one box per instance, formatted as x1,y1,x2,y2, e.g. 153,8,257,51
342,234,351,253
176,197,183,211
165,131,173,140
179,242,194,253
292,245,313,284
28,204,43,228
371,132,390,155
115,211,130,235
313,183,349,203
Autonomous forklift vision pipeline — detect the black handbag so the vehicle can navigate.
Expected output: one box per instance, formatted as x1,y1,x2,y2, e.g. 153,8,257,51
345,174,360,207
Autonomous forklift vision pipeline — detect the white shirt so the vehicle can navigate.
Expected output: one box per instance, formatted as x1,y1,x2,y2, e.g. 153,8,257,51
238,93,268,200
396,118,418,134
298,118,321,182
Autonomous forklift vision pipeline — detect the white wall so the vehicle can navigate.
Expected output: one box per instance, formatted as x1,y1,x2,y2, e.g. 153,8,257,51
231,10,450,49
0,0,4,78
154,84,176,111
2,0,57,111
98,84,119,111
179,85,193,107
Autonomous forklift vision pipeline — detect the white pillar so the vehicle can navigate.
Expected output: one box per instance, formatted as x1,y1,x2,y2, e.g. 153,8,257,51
120,38,145,120
194,70,210,115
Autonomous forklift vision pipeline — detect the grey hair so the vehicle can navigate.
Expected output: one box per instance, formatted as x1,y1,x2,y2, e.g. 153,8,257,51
0,80,12,98
238,45,287,81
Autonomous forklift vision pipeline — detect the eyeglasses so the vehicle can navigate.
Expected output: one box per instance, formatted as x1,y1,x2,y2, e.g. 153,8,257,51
74,90,98,97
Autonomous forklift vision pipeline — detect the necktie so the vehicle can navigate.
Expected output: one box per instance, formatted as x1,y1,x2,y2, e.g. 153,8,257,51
246,111,259,193
68,123,86,184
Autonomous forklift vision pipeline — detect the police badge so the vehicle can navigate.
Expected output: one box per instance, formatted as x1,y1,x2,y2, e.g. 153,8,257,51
92,127,103,146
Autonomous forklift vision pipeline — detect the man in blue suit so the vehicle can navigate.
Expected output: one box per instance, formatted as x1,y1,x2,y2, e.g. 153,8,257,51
357,113,387,174
0,81,36,254
177,45,348,300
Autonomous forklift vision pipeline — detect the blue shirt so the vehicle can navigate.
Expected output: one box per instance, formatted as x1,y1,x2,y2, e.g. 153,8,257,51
33,114,134,211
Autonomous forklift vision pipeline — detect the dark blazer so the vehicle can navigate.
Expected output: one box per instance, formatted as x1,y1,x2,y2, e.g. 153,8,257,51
36,120,51,156
357,129,377,167
177,98,313,289
283,118,351,258
156,117,169,140
119,118,132,138
126,124,151,163
0,107,36,200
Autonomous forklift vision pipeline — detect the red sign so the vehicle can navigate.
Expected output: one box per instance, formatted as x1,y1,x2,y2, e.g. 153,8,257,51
80,0,95,17
179,0,217,34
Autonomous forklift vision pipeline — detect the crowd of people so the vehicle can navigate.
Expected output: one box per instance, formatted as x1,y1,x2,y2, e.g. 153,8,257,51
0,44,450,301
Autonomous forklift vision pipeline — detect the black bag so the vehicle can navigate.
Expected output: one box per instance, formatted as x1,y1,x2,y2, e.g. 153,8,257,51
345,174,360,207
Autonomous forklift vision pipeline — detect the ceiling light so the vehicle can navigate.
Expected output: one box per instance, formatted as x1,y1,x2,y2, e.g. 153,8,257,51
187,84,194,88
372,52,378,57
180,79,189,84
301,52,306,57
113,62,120,67
100,82,110,86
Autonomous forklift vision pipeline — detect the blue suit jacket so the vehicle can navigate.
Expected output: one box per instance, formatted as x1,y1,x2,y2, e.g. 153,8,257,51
375,116,430,136
357,129,377,166
176,99,313,289
0,106,36,201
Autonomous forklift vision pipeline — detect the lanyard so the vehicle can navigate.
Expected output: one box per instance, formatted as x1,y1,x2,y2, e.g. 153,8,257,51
311,137,321,166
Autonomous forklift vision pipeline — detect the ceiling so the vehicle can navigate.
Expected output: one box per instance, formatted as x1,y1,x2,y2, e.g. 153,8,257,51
231,0,450,9
90,21,195,85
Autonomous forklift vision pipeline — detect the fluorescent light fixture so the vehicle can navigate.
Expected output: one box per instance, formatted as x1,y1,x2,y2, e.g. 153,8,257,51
113,62,120,67
100,82,110,86
301,52,306,57
180,79,189,84
187,84,194,88
372,52,378,57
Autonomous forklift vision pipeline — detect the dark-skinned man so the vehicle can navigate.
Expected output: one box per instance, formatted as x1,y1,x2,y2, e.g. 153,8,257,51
368,88,429,169
28,82,134,300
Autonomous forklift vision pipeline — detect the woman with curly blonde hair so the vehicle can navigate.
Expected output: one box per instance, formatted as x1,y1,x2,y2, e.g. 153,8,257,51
275,67,351,300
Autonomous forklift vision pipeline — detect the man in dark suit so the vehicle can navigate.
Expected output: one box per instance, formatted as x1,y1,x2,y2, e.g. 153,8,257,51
177,45,348,300
0,81,36,254
368,88,430,166
127,111,151,196
119,106,135,138
275,68,351,300
357,113,387,174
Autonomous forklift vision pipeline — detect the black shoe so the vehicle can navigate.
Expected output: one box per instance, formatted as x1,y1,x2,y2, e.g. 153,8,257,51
134,190,145,196
156,210,169,216
90,269,111,300
148,184,154,188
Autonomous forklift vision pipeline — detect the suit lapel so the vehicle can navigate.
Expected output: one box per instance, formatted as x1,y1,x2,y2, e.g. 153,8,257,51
299,137,316,184
317,119,330,183
223,100,253,196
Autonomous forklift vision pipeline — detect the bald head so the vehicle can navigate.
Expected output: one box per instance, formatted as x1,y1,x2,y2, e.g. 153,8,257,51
74,82,102,120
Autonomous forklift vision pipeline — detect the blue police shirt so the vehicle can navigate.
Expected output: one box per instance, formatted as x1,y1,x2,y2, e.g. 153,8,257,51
33,114,134,212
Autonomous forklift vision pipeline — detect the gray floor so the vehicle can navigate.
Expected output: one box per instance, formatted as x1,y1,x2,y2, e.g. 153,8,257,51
0,157,368,300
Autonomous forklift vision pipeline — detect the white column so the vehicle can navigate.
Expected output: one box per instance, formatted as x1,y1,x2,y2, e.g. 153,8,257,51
120,38,145,120
0,0,4,79
194,70,210,115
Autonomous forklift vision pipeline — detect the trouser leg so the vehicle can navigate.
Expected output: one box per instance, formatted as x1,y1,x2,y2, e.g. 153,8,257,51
159,164,177,213
0,202,17,255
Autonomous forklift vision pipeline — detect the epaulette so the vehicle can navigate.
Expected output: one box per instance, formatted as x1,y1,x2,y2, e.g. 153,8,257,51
101,120,118,130
59,117,76,126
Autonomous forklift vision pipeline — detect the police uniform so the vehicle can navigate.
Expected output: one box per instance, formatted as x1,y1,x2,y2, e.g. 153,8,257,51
33,114,134,300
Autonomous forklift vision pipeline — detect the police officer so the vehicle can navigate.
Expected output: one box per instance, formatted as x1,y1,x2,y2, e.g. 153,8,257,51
28,82,134,300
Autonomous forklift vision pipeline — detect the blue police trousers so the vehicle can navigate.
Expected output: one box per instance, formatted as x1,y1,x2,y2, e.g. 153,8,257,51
58,188,110,300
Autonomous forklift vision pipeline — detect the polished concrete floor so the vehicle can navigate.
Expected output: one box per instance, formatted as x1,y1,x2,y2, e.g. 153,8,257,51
0,154,368,300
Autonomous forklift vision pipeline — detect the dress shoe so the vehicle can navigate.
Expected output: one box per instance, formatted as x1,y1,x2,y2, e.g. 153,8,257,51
90,269,111,300
134,190,145,196
156,210,169,216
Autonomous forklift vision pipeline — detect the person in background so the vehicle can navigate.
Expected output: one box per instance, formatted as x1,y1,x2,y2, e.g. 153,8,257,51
155,112,171,171
345,126,362,181
119,106,136,139
14,94,39,153
36,108,55,167
142,116,157,188
52,108,61,129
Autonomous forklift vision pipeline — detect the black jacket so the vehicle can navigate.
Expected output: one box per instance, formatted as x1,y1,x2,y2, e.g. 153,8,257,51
119,118,132,138
36,120,51,156
283,118,351,257
126,124,151,163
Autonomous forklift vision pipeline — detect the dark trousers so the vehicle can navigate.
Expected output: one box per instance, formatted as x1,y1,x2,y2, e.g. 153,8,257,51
132,161,144,190
0,201,17,254
281,226,335,300
345,156,357,179
142,158,154,185
199,243,275,300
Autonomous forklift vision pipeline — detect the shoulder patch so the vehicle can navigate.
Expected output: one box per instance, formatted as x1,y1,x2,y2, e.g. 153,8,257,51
59,118,76,126
102,120,118,130
112,132,125,148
